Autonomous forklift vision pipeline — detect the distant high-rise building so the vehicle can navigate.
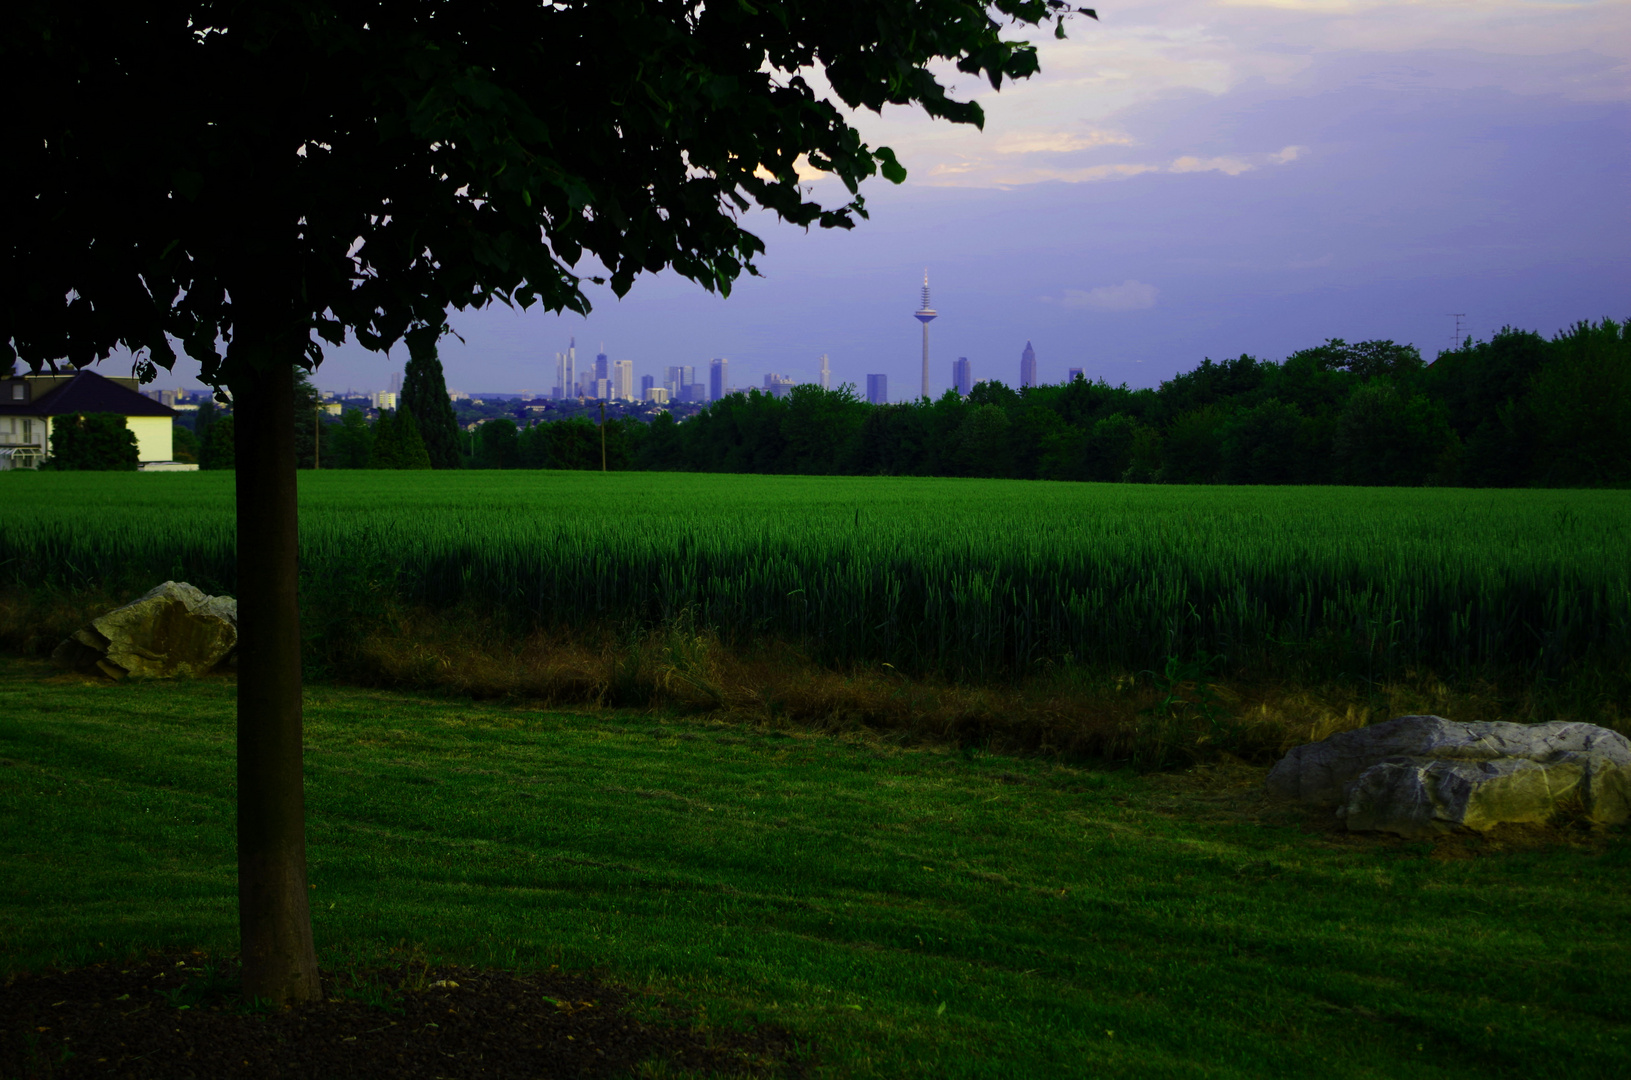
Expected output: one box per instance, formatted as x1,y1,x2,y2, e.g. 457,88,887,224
819,353,831,391
952,357,973,397
664,365,694,396
594,346,610,383
687,382,707,402
914,271,937,399
1067,367,1084,383
612,359,634,401
644,387,670,404
640,374,656,397
1020,340,1037,388
866,374,888,405
709,358,728,402
763,373,795,399
555,338,577,400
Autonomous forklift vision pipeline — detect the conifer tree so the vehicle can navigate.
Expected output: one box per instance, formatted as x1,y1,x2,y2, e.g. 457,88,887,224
396,404,434,470
369,410,402,469
401,326,462,469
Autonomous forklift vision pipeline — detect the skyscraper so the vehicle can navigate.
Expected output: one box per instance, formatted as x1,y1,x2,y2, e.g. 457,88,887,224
594,346,610,383
866,374,888,405
1020,341,1037,388
612,359,634,401
555,338,577,400
664,365,694,397
640,374,656,397
819,353,830,391
953,356,972,397
914,271,937,400
1067,367,1084,382
709,358,728,402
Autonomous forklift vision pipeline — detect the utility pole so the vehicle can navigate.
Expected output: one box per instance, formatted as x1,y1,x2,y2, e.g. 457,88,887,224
600,400,607,472
313,405,320,470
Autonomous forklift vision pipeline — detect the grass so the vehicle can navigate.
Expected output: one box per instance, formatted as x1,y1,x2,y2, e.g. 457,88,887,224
3,656,1628,1078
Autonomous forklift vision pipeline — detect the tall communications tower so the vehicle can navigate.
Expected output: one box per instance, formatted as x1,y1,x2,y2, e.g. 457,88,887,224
914,271,937,400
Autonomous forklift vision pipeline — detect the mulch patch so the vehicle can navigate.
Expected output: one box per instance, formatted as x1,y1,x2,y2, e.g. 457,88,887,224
1,952,808,1078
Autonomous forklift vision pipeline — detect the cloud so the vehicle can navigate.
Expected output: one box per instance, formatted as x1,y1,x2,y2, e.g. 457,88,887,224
1170,154,1257,175
1170,145,1304,176
1055,280,1160,311
990,128,1136,155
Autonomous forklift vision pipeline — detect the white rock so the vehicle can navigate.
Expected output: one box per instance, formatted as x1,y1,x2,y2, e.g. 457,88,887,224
1268,715,1631,836
51,581,238,679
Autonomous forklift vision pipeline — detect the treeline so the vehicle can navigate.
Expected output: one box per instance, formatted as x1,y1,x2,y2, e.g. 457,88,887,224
628,319,1628,487
177,318,1631,486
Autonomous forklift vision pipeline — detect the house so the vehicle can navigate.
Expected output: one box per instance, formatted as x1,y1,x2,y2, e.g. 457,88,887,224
0,369,178,469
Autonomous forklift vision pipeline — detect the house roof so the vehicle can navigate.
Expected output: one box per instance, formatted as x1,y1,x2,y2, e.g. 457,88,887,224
0,370,175,418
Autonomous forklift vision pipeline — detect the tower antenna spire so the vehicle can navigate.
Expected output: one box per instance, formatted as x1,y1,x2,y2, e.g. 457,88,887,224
914,270,938,400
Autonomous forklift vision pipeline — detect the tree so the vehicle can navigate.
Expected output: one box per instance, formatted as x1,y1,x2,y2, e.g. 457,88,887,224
48,412,139,470
473,418,520,469
326,408,375,468
202,416,236,471
3,0,1094,1004
1525,319,1631,487
292,368,321,469
401,327,462,469
1331,380,1457,486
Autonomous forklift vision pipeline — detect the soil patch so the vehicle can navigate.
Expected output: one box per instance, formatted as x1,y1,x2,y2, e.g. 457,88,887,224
1,953,806,1078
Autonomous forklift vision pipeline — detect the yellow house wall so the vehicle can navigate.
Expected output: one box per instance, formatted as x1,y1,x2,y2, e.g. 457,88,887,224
126,416,173,462
37,415,172,462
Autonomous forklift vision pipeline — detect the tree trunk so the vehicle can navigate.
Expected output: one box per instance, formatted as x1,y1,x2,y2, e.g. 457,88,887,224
232,359,322,1004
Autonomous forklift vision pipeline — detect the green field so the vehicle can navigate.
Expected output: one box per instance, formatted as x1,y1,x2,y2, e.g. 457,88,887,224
3,471,1629,688
3,658,1627,1078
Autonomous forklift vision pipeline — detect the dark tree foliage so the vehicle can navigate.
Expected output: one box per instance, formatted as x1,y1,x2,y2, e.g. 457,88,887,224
472,419,521,470
371,409,432,470
325,408,374,468
48,412,138,470
292,367,321,469
171,424,200,465
401,328,462,469
202,416,236,471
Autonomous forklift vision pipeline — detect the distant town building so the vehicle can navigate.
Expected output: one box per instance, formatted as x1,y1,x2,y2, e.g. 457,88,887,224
372,391,398,411
1020,341,1037,388
644,386,671,405
612,359,634,401
709,358,729,402
763,373,796,399
866,374,888,405
1067,367,1084,382
952,357,972,398
819,353,831,391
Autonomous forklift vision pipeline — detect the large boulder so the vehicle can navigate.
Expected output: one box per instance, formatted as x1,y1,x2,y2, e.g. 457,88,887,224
1267,715,1631,836
51,581,237,680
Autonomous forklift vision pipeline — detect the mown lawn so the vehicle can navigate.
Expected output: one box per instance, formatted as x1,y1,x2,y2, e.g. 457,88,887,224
2,657,1627,1078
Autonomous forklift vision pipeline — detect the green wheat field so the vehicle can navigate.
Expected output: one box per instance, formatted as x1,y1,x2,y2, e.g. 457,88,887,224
3,471,1629,682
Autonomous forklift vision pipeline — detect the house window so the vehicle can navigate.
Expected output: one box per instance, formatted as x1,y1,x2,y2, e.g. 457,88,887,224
10,384,23,401
22,419,32,444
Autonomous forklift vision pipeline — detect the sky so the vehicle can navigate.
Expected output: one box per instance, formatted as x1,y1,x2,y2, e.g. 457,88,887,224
154,0,1630,399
